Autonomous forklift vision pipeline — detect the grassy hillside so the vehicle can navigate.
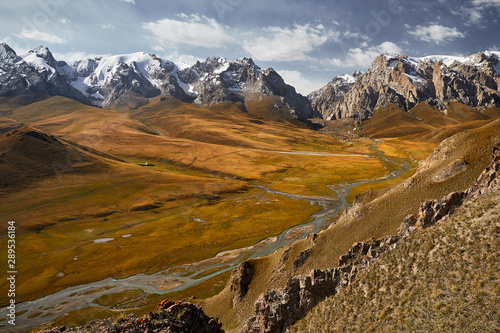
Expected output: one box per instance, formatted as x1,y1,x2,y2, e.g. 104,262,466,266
292,187,500,332
0,116,22,134
202,119,500,332
0,126,112,193
360,104,434,138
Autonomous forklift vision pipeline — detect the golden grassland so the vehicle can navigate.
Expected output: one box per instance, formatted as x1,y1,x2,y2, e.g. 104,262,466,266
0,96,377,309
0,172,319,305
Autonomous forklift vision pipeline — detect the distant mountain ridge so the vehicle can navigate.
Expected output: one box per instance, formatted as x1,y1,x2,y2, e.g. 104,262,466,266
0,43,316,120
309,51,500,120
1,43,500,123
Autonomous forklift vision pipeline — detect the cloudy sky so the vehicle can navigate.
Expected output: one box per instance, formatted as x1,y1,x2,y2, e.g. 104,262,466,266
1,0,499,94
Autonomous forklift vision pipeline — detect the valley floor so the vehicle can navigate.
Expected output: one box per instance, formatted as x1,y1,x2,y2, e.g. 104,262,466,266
1,97,498,332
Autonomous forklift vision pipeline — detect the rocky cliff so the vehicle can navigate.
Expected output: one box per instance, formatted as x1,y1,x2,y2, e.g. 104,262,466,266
310,52,500,120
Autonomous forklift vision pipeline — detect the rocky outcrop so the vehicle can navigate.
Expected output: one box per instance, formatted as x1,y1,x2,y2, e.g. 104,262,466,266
243,141,500,333
230,261,254,306
243,235,400,333
468,141,500,197
311,52,500,120
42,300,224,333
399,142,500,236
292,249,311,273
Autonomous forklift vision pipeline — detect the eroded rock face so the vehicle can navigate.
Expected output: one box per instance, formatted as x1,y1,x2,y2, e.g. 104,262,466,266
243,235,402,333
308,71,363,119
230,261,254,306
399,142,500,236
310,52,500,120
42,300,224,333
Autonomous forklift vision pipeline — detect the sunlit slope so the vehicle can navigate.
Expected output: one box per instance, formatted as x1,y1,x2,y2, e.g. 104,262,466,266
8,96,379,184
362,102,499,142
131,96,326,150
0,116,22,134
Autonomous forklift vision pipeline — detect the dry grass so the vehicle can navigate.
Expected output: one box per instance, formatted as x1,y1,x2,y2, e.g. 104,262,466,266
0,96,356,308
292,188,500,332
361,104,434,138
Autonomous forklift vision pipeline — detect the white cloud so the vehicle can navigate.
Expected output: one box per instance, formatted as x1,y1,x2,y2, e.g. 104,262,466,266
15,29,67,45
408,24,465,44
119,0,135,4
101,24,115,29
143,14,233,48
54,51,109,64
452,0,500,26
277,70,329,95
331,41,402,68
58,18,70,24
243,24,339,62
472,0,500,5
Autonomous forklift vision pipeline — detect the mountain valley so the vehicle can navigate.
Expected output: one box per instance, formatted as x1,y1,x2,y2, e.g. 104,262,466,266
0,44,499,332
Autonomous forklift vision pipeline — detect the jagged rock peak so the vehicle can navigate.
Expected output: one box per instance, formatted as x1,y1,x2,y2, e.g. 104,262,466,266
0,44,314,120
308,70,365,119
310,51,500,121
26,45,58,68
0,43,18,62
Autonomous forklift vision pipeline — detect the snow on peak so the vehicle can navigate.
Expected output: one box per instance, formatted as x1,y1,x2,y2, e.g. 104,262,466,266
19,46,57,77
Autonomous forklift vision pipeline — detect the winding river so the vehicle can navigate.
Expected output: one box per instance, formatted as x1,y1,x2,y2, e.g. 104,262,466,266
2,145,410,332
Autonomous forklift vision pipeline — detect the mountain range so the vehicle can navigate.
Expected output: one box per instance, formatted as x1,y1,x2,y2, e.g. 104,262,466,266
0,43,315,121
1,43,500,123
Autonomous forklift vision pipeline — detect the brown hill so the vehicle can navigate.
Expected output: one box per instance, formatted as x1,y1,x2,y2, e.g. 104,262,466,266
361,102,497,143
360,104,433,138
446,101,492,122
408,102,461,127
0,127,111,192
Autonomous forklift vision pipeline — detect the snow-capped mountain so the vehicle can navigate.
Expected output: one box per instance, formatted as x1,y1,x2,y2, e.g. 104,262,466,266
310,51,500,120
0,44,88,102
308,70,364,119
178,57,315,119
0,44,316,121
